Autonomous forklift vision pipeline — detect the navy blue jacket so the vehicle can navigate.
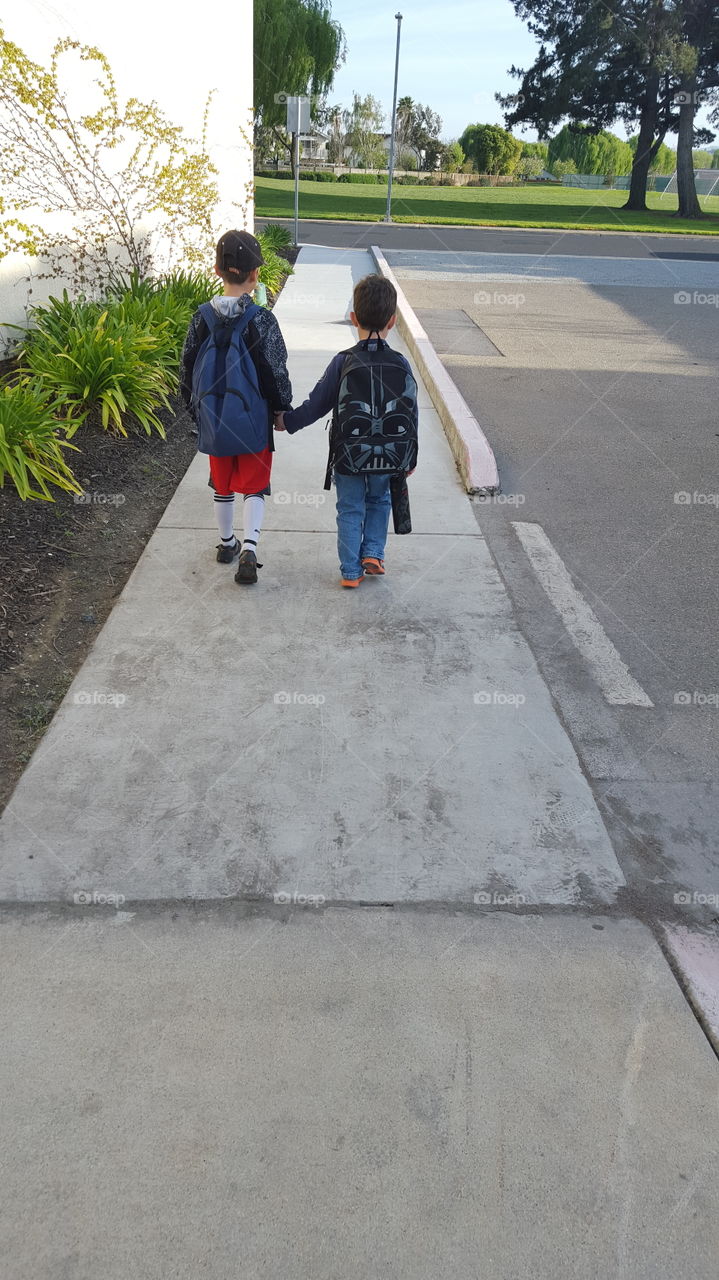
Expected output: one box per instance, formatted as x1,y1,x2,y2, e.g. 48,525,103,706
283,340,418,436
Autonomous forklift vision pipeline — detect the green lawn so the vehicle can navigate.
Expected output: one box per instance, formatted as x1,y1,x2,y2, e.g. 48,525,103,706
255,177,719,236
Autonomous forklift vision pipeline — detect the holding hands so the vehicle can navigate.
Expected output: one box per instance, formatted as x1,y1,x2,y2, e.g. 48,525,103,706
274,411,286,432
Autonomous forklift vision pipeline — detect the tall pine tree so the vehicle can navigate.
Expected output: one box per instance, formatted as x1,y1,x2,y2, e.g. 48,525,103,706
498,0,716,217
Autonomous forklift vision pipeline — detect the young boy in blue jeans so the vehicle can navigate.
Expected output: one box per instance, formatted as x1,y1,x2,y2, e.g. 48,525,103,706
275,274,418,586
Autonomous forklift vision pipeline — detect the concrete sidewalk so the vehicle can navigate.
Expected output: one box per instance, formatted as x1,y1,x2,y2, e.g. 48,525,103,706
1,908,718,1280
0,245,623,907
1,247,718,1280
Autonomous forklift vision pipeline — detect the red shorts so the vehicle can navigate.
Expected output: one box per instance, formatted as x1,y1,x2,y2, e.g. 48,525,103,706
209,449,272,496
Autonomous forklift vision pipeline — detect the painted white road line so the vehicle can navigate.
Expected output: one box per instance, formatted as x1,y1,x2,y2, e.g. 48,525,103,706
512,521,654,708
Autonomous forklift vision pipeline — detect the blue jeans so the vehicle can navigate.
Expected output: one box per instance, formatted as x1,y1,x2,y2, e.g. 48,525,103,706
334,473,392,579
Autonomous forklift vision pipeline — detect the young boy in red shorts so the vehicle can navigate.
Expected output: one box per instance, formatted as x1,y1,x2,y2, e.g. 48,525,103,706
180,230,292,584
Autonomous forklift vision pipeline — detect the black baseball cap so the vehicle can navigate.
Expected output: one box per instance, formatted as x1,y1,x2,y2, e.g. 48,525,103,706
216,229,265,273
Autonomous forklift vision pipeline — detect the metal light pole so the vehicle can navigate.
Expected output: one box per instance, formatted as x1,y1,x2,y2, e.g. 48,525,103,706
293,127,300,247
384,12,403,223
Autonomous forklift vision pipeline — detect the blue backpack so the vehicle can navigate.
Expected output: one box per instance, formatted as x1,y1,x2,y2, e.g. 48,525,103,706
191,301,269,457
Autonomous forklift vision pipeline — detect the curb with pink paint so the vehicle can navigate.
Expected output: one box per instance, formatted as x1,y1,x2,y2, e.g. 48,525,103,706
371,246,499,496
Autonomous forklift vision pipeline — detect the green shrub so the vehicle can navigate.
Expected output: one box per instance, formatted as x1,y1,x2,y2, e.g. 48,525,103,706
257,242,293,296
106,271,219,365
25,291,103,347
110,269,219,313
295,169,337,182
337,171,388,184
20,309,173,437
257,223,292,251
161,268,221,310
107,270,220,359
0,382,81,500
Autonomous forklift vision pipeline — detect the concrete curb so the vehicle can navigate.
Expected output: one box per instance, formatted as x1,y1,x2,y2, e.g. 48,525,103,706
257,216,719,245
371,245,500,495
661,924,719,1056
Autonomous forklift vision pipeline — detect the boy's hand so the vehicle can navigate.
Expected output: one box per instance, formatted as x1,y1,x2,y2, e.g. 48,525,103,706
274,411,286,431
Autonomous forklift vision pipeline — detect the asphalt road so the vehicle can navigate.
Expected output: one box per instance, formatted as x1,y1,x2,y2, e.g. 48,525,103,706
256,216,719,261
387,247,719,920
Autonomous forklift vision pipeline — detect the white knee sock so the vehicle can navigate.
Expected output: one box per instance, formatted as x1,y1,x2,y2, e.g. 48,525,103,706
214,494,236,544
242,494,265,553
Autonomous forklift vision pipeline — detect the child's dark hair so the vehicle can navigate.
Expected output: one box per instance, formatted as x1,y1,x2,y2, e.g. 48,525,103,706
353,274,397,332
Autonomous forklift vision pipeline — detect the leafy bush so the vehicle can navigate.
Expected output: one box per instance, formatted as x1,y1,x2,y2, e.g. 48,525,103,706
111,269,219,313
337,172,388,184
257,223,292,251
0,382,80,500
106,270,220,363
25,291,103,346
11,243,292,462
254,169,338,182
20,309,173,437
257,242,293,296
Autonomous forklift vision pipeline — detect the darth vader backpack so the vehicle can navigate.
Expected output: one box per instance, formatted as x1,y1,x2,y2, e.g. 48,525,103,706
324,336,418,488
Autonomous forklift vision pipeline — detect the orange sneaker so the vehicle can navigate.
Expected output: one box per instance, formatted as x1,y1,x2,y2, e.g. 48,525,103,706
341,575,364,588
361,557,385,575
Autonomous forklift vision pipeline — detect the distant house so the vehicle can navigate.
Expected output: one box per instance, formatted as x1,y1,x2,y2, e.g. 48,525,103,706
298,132,329,163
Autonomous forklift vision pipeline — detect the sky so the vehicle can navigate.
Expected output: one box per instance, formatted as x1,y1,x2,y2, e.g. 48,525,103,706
328,0,543,141
327,0,716,147
10,0,717,152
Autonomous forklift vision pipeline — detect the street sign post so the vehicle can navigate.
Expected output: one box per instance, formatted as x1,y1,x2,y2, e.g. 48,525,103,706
285,95,311,246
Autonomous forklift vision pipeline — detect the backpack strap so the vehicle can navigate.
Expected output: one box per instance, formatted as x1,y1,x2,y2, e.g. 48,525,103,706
359,333,387,352
323,350,355,490
198,300,262,333
233,301,262,335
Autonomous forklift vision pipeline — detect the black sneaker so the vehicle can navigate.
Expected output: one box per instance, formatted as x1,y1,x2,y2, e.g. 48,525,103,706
216,538,240,564
235,549,262,584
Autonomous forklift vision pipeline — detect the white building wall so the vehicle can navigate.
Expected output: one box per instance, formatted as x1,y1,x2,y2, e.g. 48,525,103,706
0,0,254,347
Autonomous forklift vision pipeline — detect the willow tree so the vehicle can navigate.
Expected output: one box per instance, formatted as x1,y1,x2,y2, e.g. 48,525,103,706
254,0,346,168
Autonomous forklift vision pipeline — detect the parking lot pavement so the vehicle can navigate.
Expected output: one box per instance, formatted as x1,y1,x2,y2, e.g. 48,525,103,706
387,248,719,919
